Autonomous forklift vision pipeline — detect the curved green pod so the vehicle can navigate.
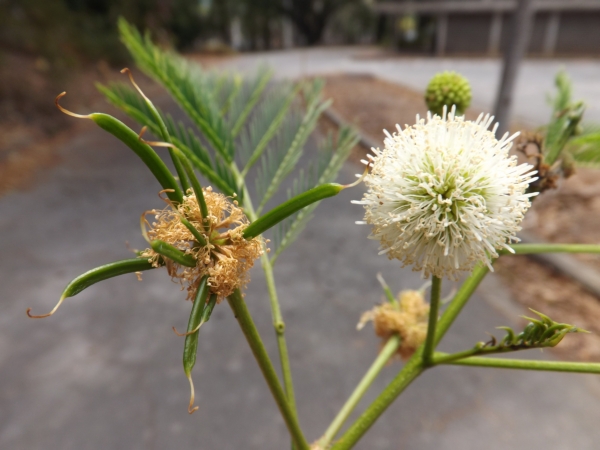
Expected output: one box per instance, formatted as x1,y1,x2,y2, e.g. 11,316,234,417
200,293,218,324
64,257,156,298
27,257,157,318
182,277,213,414
183,276,210,377
243,183,343,239
150,240,197,267
91,113,183,204
119,68,191,193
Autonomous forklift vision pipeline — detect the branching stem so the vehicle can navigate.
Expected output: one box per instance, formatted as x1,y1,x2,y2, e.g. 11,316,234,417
262,253,297,412
329,351,424,450
330,265,489,449
232,164,300,442
440,355,600,373
504,243,600,255
318,335,401,449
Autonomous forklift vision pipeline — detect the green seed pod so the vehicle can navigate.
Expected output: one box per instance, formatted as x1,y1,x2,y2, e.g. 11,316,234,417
425,71,472,116
54,92,183,204
182,276,210,414
243,183,344,239
150,240,197,267
26,257,159,318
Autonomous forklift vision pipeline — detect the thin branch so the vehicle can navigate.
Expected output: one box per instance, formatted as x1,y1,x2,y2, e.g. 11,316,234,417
442,355,600,374
226,290,308,450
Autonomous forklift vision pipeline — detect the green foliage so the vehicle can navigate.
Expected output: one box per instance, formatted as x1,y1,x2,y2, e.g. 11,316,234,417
544,70,586,166
0,0,207,66
281,0,368,45
118,19,234,160
566,125,600,169
90,112,184,203
255,81,332,213
228,66,273,138
238,81,299,172
96,82,237,196
99,18,356,260
473,309,586,355
271,127,358,262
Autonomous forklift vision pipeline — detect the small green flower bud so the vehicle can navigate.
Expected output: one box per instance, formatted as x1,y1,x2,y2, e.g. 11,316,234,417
425,71,472,116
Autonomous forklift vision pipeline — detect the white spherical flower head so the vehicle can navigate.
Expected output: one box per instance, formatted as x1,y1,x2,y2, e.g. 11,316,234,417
354,107,538,280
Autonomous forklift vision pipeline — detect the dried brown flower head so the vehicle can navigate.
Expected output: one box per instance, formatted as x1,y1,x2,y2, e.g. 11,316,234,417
358,289,430,359
141,187,264,301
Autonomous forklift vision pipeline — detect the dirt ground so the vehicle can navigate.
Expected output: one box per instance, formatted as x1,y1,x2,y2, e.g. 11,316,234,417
322,74,600,362
0,54,163,196
0,51,244,196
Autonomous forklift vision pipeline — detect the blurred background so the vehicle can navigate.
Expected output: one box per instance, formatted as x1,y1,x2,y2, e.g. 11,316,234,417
3,0,600,144
3,0,600,184
2,1,600,449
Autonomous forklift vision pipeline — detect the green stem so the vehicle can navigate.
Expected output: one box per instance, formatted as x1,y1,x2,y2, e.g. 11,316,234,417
262,253,297,415
434,265,489,345
431,349,486,365
504,243,600,255
329,351,424,450
232,164,300,428
443,355,600,373
318,335,401,449
423,276,442,365
227,290,309,450
331,265,489,450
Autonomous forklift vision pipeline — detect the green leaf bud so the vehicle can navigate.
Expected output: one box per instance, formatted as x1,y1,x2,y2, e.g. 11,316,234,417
425,71,472,116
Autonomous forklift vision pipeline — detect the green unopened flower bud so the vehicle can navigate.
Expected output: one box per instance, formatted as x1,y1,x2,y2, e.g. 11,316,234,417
425,71,472,116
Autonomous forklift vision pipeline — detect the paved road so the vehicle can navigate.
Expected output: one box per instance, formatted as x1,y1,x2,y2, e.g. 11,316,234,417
2,50,600,450
221,47,600,129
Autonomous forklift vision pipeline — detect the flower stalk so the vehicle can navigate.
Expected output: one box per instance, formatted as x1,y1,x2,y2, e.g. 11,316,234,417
226,290,308,450
330,350,425,450
505,243,600,255
230,164,301,440
262,254,297,410
331,265,489,449
318,335,401,449
423,276,442,366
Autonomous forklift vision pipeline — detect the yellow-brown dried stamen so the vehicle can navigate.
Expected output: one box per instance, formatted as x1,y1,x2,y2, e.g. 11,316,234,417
358,289,430,359
140,187,264,302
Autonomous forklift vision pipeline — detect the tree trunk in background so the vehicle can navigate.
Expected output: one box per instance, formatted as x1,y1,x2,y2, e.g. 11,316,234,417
281,0,338,46
493,0,534,138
